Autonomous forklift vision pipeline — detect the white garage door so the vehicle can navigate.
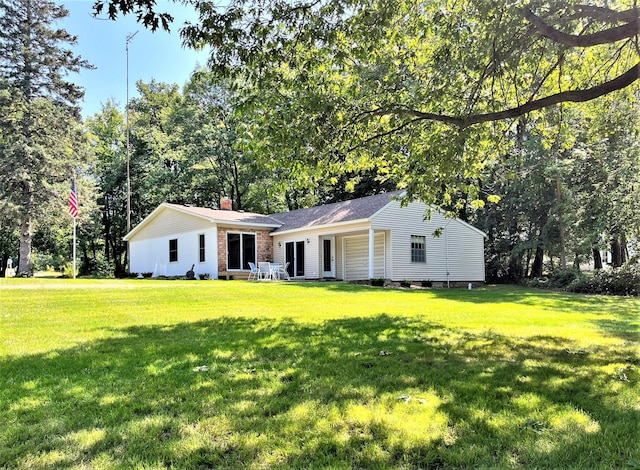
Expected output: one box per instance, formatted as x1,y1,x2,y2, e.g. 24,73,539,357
344,233,385,281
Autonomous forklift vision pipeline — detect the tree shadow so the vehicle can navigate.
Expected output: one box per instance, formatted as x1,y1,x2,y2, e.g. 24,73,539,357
293,282,640,343
0,315,638,468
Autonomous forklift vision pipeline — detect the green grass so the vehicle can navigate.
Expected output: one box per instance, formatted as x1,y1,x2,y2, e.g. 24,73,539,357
0,279,638,469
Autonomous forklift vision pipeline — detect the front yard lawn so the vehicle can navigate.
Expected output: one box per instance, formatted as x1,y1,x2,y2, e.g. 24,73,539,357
0,279,638,469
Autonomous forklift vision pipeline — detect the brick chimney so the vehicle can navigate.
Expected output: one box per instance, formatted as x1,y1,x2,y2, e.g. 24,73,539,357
220,197,233,211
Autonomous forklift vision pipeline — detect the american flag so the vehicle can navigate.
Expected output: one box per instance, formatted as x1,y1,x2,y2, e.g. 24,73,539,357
69,179,78,218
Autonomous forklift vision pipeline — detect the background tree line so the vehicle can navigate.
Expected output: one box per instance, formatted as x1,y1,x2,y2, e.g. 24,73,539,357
1,0,638,279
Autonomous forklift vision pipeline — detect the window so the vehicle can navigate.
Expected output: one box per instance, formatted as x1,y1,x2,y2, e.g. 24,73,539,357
199,234,206,262
411,235,426,263
169,239,178,262
227,232,256,270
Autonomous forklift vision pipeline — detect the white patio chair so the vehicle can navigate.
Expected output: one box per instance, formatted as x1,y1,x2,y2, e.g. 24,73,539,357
258,262,271,280
277,262,290,281
247,262,259,281
269,262,280,280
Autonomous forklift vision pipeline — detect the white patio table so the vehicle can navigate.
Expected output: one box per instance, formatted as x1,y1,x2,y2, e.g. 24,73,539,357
269,263,281,280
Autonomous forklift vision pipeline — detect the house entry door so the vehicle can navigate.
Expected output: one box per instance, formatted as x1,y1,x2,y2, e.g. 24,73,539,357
322,237,336,278
285,241,305,278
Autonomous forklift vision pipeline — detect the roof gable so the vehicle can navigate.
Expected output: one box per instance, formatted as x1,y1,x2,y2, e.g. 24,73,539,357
165,204,281,226
124,203,281,241
125,191,486,241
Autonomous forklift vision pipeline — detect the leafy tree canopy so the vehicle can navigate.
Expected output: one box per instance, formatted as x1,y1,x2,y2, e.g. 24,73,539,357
93,0,639,207
93,0,639,126
1,0,93,275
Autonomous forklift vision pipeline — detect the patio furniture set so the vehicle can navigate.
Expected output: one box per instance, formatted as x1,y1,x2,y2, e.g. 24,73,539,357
248,262,291,281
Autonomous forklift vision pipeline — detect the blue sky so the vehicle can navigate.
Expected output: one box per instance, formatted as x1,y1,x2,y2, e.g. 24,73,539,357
58,1,210,119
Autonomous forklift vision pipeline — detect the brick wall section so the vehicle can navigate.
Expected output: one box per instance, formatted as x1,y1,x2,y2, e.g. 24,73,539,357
256,230,273,263
217,227,274,273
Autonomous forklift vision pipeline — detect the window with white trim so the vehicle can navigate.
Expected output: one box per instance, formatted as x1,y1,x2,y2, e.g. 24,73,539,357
169,238,178,262
227,232,256,270
199,234,206,262
411,235,426,263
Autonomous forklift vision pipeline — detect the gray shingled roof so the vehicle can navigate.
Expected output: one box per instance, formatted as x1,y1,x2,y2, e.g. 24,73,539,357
268,191,403,233
166,203,281,226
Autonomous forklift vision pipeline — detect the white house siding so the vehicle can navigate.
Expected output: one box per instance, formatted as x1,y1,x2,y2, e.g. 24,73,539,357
371,200,485,282
436,221,485,282
272,221,372,280
129,208,211,241
343,233,385,281
127,208,221,278
129,228,219,278
270,236,319,279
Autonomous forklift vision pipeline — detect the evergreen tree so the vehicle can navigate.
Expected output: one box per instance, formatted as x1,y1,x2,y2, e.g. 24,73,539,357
0,0,91,275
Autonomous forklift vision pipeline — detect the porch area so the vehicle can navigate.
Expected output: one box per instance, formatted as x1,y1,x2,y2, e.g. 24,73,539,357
271,228,389,282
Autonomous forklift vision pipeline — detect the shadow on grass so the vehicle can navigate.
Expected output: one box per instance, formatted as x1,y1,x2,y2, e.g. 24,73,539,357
1,315,638,469
295,282,640,344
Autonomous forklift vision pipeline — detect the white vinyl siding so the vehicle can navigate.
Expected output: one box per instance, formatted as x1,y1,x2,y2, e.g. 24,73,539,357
371,200,485,282
128,207,212,242
129,228,219,278
272,222,371,279
343,233,385,281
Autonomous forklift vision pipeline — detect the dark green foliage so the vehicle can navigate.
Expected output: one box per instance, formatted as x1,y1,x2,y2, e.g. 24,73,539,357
568,264,640,296
524,268,584,289
550,269,584,289
525,264,640,297
0,0,92,275
92,0,640,211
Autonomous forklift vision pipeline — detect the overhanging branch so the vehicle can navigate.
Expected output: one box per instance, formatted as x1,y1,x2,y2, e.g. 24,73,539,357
523,8,640,47
390,62,640,129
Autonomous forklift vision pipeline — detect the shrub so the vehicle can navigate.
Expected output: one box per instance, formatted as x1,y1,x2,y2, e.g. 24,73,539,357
61,262,78,279
523,268,585,290
32,253,66,272
198,273,210,280
568,264,640,296
89,258,115,278
548,268,583,288
370,278,385,287
522,276,549,289
400,279,412,288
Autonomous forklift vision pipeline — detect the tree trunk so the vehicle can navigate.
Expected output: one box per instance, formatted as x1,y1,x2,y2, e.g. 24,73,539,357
573,254,580,269
611,236,622,267
524,247,532,277
556,176,567,269
232,160,241,211
592,248,603,270
18,181,33,276
103,195,111,262
621,232,628,264
508,254,523,282
531,245,544,278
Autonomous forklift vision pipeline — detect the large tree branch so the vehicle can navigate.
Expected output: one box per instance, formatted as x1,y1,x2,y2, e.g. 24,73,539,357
573,5,640,24
523,8,640,47
388,62,640,129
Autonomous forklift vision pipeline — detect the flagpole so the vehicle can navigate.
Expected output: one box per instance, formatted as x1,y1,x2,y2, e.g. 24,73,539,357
72,216,76,280
69,176,79,279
